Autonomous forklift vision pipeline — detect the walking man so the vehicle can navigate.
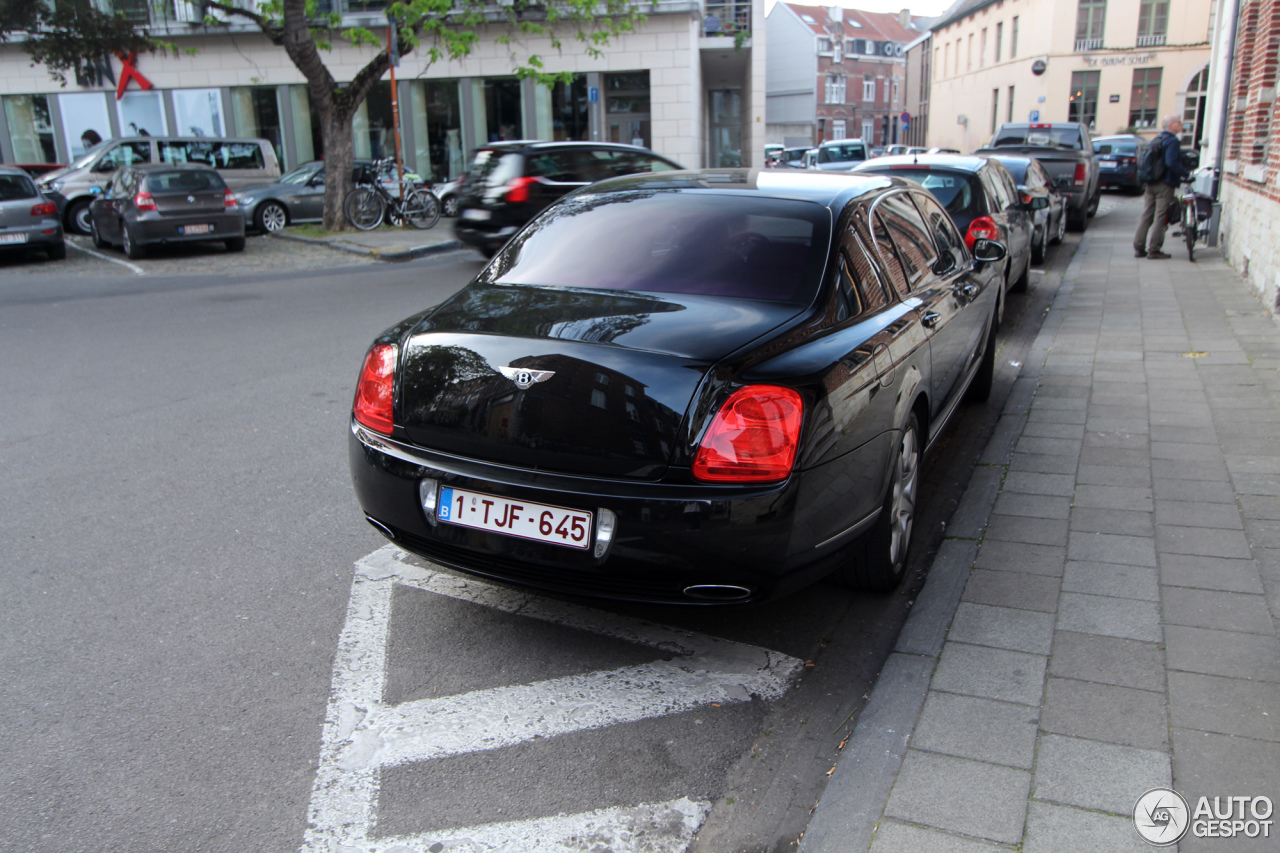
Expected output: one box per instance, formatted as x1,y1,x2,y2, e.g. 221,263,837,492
1134,114,1192,259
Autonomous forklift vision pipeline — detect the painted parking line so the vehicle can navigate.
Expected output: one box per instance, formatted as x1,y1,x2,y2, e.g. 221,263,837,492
301,545,805,853
65,238,146,275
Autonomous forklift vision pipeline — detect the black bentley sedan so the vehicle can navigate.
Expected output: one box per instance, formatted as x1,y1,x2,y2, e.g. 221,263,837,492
350,169,1008,604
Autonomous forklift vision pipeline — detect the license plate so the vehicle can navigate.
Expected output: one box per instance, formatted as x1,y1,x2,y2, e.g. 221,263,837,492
1100,161,1117,169
180,224,213,235
438,487,592,550
461,209,491,221
0,232,28,244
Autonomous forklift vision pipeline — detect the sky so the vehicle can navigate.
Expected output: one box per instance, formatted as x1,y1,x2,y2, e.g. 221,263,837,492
763,0,957,17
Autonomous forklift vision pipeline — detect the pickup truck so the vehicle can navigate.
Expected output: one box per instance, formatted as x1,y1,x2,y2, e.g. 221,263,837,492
975,122,1100,232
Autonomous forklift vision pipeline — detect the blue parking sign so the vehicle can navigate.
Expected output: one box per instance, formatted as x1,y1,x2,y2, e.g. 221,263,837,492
1029,110,1040,122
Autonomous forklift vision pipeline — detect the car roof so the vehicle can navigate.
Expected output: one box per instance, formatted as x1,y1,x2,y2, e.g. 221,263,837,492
852,153,990,173
127,163,219,171
574,167,902,210
818,138,867,147
479,140,667,155
0,166,34,176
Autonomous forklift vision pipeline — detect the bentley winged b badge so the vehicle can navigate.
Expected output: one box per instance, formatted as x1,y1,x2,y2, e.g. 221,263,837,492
499,366,555,389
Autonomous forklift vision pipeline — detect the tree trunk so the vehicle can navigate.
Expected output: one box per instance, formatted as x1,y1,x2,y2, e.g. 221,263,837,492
321,109,356,230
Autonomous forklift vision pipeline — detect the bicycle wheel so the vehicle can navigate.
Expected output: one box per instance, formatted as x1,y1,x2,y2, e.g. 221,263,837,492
403,189,441,230
1182,199,1197,262
344,187,385,231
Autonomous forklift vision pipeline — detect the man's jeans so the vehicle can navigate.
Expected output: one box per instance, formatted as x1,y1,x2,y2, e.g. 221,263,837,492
1135,181,1175,254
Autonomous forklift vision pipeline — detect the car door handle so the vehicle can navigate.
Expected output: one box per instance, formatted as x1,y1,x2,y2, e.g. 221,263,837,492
922,312,941,329
956,283,977,299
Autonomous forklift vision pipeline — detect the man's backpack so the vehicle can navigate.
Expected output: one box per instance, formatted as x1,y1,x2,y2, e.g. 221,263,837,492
1137,135,1167,184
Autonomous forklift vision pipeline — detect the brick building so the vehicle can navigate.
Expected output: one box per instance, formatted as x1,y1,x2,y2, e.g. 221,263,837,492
1213,0,1280,313
766,4,929,148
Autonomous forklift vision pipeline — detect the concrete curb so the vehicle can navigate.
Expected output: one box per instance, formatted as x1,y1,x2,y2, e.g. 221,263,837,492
797,232,1092,853
270,229,462,261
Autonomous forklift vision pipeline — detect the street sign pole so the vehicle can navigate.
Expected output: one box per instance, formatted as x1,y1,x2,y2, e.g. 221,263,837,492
387,19,404,203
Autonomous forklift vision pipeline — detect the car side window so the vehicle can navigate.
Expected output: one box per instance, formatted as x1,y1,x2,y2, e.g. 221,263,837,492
978,168,1005,211
869,212,912,298
836,219,891,319
875,192,936,289
525,151,584,183
913,191,970,270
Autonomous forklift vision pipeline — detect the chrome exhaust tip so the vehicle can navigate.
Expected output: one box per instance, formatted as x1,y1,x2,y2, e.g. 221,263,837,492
365,516,396,540
683,584,752,602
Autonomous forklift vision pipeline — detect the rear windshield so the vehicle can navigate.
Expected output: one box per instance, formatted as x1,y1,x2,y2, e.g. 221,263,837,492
991,125,1085,150
464,149,522,190
487,192,829,304
818,143,868,163
0,173,37,200
142,170,226,193
874,169,981,217
1096,142,1138,155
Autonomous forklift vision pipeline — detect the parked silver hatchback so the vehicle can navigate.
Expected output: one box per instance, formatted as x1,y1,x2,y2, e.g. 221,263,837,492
37,136,279,235
0,166,66,261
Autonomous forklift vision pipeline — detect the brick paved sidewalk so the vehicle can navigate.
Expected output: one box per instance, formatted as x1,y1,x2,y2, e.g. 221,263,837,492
803,201,1280,852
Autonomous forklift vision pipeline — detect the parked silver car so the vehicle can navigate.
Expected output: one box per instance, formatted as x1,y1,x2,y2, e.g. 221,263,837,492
0,166,66,261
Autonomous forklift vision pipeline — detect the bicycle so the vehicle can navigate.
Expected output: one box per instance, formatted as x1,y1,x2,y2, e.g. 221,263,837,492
343,159,441,231
1174,170,1215,262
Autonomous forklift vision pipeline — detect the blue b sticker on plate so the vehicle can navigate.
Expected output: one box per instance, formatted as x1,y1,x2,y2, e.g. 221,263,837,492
438,487,454,520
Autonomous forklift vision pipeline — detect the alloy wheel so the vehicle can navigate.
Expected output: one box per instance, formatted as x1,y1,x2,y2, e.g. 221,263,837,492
259,203,287,232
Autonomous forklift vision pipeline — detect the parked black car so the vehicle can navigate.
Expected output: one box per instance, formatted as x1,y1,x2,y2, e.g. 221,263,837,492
350,169,1008,603
976,122,1100,231
453,141,683,257
851,154,1034,302
0,166,66,261
89,164,246,260
982,154,1067,263
1091,135,1143,193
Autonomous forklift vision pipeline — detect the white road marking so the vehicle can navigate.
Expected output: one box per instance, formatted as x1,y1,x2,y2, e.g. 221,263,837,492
66,238,146,275
301,545,804,853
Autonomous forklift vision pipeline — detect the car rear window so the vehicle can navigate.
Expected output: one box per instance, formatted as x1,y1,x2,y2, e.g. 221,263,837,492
818,143,868,163
0,173,37,200
870,169,982,217
487,192,829,304
991,125,1085,150
464,149,523,191
142,170,226,193
1096,142,1138,155
991,158,1029,182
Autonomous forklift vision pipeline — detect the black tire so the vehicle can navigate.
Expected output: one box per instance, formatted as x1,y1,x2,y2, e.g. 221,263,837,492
225,236,246,253
1031,225,1046,264
966,316,997,403
121,222,145,260
1182,201,1197,262
344,187,384,231
404,189,441,230
91,218,109,249
46,240,67,261
1068,206,1088,233
832,412,921,592
1086,191,1100,218
66,199,93,235
1051,206,1067,244
442,194,459,217
255,201,288,233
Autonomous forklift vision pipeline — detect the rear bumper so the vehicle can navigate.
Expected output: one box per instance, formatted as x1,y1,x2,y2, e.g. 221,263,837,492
0,220,64,249
135,212,245,245
349,421,885,604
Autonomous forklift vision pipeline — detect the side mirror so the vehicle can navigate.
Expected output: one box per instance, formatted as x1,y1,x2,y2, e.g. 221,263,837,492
973,238,1008,265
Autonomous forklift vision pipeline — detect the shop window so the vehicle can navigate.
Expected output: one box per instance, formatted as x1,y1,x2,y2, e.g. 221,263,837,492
551,75,589,141
411,79,463,181
483,78,524,143
708,89,741,167
1068,70,1100,129
59,93,112,160
117,90,167,137
606,71,650,149
1129,68,1162,130
173,89,225,137
231,87,284,167
354,81,395,161
3,95,56,163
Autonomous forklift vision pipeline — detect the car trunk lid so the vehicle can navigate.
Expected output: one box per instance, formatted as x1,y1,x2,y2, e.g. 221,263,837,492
396,283,803,479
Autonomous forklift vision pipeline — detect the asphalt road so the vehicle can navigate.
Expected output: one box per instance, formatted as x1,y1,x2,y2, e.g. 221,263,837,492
0,214,1092,852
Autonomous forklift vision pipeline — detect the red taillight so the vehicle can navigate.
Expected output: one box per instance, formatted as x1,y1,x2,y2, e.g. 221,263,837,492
964,215,999,251
1074,163,1087,187
134,191,157,212
224,188,237,208
30,202,56,216
1020,193,1034,205
693,386,803,483
353,344,397,435
504,176,538,203
1119,155,1135,165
